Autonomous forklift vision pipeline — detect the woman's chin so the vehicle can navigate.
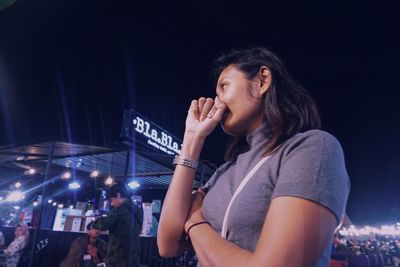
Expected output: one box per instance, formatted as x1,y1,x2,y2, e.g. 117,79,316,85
221,121,244,136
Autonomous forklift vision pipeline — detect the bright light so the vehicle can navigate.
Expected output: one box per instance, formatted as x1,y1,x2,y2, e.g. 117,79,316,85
52,202,57,206
33,201,38,207
58,204,64,208
13,205,20,210
48,199,53,204
28,168,36,175
105,177,114,186
68,182,81,190
69,205,74,209
61,171,72,180
7,191,24,202
90,170,99,178
0,196,3,201
15,182,21,188
128,181,140,189
16,156,25,161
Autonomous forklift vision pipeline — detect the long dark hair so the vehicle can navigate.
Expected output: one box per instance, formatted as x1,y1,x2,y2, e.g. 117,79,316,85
214,47,321,161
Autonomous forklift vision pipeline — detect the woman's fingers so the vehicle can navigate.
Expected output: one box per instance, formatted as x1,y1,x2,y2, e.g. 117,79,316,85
188,100,199,119
211,96,227,122
197,97,206,114
200,98,214,121
188,96,225,122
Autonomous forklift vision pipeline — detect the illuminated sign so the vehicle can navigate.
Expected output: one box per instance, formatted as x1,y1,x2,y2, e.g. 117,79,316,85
121,110,182,156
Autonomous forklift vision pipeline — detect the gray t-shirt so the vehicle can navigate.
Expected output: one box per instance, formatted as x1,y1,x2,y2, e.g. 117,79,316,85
202,124,350,267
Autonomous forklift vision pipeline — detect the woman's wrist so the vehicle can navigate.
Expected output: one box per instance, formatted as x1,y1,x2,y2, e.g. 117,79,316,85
181,134,206,159
185,220,210,235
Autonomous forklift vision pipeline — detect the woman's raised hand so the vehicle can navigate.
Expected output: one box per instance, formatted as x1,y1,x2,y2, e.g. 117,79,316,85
185,96,226,139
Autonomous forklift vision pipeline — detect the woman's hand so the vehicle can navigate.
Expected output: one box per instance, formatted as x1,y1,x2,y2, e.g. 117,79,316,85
185,96,226,139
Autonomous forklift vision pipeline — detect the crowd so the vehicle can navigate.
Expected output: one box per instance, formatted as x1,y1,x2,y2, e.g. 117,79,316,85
331,230,400,266
0,183,143,267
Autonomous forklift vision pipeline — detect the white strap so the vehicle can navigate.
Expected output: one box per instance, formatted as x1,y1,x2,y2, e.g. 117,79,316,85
221,155,272,239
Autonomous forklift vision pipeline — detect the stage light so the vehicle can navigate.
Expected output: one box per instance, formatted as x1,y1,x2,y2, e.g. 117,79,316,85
13,205,20,210
69,205,74,209
90,170,99,178
58,204,64,209
128,181,140,189
104,177,114,186
7,191,24,202
27,168,36,175
52,202,57,206
48,199,53,204
33,201,38,207
15,182,21,188
68,182,81,190
61,171,72,180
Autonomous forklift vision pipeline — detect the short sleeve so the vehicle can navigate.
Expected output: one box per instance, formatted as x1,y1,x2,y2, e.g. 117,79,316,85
271,130,350,225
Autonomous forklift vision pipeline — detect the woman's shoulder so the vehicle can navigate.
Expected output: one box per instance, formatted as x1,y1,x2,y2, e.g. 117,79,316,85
287,129,343,149
279,129,345,159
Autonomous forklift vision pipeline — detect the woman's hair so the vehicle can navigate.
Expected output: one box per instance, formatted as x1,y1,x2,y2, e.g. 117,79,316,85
214,47,321,160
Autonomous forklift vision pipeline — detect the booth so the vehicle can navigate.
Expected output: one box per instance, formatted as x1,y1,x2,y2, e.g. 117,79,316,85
0,109,215,267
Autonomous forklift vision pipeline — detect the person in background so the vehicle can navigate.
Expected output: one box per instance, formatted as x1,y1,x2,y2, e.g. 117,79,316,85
92,183,143,267
158,47,350,267
0,224,30,267
0,231,5,249
59,222,107,267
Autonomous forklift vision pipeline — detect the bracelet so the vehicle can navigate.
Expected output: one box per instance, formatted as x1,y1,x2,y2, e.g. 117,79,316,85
186,221,210,236
173,155,199,171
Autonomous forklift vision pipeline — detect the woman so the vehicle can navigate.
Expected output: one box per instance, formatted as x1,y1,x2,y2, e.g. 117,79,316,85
0,225,30,267
158,47,350,267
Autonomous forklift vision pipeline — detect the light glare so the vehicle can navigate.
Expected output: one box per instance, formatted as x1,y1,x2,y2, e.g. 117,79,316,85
68,182,81,190
90,170,99,178
128,181,140,189
105,177,114,186
61,171,72,180
7,191,24,202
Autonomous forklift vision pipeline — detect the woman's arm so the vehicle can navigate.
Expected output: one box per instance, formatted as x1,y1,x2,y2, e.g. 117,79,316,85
157,97,226,257
3,236,26,257
187,196,337,267
157,135,205,257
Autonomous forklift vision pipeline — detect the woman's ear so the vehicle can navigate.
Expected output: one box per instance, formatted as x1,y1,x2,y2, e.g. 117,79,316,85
258,66,271,96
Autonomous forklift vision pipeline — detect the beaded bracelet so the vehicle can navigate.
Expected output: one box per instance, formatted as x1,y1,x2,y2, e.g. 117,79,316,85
186,221,210,236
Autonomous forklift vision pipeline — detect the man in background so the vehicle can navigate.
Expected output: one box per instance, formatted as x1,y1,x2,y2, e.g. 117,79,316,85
92,183,143,267
60,222,107,267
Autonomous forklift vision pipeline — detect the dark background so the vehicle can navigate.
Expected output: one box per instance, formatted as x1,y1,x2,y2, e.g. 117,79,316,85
0,0,399,225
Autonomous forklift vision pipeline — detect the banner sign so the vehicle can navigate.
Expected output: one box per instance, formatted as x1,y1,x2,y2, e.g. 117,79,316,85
121,109,182,156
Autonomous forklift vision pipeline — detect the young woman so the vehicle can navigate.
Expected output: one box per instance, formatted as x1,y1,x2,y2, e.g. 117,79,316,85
158,47,350,267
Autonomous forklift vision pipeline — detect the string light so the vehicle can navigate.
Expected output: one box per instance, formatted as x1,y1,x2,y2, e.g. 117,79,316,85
105,176,114,186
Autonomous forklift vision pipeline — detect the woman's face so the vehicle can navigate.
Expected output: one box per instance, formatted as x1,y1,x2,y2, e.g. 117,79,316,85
216,65,265,136
15,227,22,237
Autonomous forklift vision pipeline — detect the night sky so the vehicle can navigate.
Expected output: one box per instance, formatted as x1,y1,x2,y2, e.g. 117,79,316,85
0,0,399,225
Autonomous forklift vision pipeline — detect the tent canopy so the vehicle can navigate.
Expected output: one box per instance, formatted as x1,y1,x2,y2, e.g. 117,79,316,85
0,140,214,204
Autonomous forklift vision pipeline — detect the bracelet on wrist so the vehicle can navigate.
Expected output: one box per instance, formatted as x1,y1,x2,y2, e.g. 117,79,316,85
173,155,199,171
186,221,210,236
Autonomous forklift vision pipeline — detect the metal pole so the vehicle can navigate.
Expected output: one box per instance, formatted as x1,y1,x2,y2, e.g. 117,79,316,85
123,149,131,182
28,141,55,267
